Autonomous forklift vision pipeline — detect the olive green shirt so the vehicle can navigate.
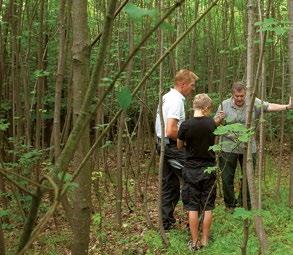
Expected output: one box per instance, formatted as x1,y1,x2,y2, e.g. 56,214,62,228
216,97,269,154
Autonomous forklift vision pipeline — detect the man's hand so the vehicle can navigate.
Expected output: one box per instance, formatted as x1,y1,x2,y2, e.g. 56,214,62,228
214,111,225,126
287,97,293,110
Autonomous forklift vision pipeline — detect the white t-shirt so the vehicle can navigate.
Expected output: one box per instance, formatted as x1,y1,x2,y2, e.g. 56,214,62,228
155,88,185,139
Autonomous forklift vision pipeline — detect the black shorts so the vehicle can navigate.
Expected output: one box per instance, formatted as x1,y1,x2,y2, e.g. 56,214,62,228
182,165,216,211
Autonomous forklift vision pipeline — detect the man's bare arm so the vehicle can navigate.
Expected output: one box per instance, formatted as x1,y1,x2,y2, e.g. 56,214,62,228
166,118,179,140
267,97,293,112
177,139,184,149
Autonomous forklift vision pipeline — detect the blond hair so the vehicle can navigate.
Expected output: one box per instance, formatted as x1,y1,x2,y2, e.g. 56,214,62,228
193,93,213,110
175,69,199,85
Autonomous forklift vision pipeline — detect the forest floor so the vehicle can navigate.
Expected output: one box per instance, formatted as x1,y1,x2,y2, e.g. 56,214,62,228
4,147,293,255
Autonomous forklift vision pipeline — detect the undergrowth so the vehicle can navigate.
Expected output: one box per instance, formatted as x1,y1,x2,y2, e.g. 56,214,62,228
3,154,293,254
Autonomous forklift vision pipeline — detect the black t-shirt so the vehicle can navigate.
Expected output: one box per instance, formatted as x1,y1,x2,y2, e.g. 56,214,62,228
177,116,216,167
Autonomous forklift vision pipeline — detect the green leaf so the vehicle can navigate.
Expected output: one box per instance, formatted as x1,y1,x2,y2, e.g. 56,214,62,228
117,86,132,111
33,69,50,78
93,123,109,130
64,182,79,192
214,123,245,135
57,172,72,182
275,27,286,36
0,209,9,217
238,132,252,142
214,123,249,136
124,3,158,21
209,141,232,152
209,144,222,152
0,119,10,131
93,213,102,225
101,140,113,149
204,166,218,174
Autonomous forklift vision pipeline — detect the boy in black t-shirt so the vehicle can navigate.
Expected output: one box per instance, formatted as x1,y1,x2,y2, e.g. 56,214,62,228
177,94,224,250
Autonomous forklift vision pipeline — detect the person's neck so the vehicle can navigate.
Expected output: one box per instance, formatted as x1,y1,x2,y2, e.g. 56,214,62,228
193,109,205,117
174,86,183,95
174,83,187,97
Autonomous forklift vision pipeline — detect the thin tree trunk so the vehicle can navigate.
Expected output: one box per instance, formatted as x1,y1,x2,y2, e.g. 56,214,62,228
287,0,293,207
219,0,228,92
35,0,46,149
241,147,249,255
116,113,124,229
69,0,91,254
189,2,199,71
256,0,266,209
0,221,5,255
10,0,23,144
21,0,38,146
246,1,267,253
158,0,168,246
52,0,67,159
275,51,285,200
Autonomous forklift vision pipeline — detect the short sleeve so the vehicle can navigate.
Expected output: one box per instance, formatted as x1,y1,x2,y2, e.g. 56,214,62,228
254,98,269,116
165,98,184,120
177,121,188,141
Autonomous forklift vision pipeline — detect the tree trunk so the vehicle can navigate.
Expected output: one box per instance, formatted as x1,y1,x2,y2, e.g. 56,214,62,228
0,221,5,255
158,0,169,246
287,0,293,207
256,0,266,209
69,0,91,254
246,1,267,253
275,51,285,200
52,0,68,160
10,0,23,144
35,0,46,149
116,113,124,229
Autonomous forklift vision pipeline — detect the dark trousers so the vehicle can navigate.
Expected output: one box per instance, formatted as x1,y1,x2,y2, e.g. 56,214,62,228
219,152,255,208
156,141,185,229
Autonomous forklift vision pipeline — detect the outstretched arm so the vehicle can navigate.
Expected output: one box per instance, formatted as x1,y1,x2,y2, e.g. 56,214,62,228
267,97,293,112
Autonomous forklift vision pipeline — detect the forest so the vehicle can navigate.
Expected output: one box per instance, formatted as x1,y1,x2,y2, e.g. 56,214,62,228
0,0,293,254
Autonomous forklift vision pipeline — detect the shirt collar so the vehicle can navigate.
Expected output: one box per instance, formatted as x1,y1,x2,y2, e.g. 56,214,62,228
170,88,185,101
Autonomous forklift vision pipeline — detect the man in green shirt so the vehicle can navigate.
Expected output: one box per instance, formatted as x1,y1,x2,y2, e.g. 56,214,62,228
216,81,293,212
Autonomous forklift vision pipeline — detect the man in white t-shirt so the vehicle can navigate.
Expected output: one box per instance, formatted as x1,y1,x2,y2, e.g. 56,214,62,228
155,69,198,230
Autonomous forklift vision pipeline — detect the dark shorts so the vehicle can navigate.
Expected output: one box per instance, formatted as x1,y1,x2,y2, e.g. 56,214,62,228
182,164,217,211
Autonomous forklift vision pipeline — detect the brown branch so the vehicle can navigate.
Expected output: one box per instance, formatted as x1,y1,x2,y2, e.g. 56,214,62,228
90,0,130,48
16,175,59,255
0,168,51,190
0,170,35,197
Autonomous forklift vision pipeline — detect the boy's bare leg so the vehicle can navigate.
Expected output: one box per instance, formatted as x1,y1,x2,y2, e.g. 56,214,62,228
189,211,199,244
201,210,212,246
